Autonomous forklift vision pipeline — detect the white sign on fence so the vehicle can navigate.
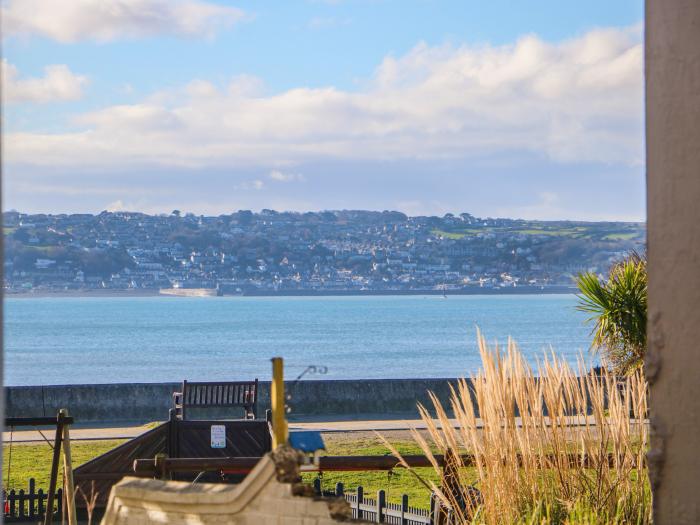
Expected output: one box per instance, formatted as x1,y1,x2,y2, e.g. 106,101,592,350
211,425,226,448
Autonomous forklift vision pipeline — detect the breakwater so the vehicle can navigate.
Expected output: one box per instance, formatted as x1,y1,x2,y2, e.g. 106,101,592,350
4,378,464,423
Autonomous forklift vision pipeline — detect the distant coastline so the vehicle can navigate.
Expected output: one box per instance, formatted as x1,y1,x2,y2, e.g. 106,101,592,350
5,210,643,300
5,285,578,299
4,289,162,299
231,286,579,297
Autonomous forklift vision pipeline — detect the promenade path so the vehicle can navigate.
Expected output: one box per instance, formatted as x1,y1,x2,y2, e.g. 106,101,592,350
3,415,633,443
2,417,453,443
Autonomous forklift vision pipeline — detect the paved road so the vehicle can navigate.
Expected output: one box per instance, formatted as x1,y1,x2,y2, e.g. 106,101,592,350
4,415,636,444
2,418,447,443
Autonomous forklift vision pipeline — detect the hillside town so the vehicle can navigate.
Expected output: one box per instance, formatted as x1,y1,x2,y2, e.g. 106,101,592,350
3,209,645,295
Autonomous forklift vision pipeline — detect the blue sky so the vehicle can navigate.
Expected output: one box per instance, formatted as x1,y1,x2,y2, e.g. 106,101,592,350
3,0,645,220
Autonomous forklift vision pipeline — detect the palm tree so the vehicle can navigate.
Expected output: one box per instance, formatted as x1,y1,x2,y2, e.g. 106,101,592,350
575,252,647,374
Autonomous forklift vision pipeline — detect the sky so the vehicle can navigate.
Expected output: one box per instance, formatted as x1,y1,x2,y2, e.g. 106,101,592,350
2,0,645,221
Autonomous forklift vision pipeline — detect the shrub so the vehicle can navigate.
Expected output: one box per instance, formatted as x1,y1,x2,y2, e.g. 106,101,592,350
576,253,647,374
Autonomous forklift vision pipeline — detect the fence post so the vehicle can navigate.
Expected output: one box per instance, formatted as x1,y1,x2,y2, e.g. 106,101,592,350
56,488,63,518
29,478,36,518
376,489,386,523
18,489,25,518
429,492,436,525
9,489,16,517
357,485,364,521
313,477,321,496
38,489,45,517
401,494,409,525
336,482,344,498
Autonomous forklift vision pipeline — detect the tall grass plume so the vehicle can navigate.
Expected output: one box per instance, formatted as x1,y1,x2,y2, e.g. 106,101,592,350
380,332,650,524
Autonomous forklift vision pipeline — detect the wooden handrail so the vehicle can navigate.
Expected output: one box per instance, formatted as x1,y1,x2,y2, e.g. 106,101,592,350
5,416,75,427
133,452,646,476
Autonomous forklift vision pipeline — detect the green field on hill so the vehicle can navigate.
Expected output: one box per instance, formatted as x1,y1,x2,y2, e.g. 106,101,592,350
432,223,643,242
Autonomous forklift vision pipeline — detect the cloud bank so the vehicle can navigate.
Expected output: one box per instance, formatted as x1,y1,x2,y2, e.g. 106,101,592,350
269,170,306,183
2,0,245,42
2,60,87,103
5,26,643,172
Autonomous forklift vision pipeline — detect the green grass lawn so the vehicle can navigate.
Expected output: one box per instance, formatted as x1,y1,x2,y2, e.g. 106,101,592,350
302,435,454,508
305,468,438,508
2,435,440,507
2,440,126,490
2,435,648,519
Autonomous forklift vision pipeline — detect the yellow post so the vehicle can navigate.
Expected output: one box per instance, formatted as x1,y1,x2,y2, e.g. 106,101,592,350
271,357,288,448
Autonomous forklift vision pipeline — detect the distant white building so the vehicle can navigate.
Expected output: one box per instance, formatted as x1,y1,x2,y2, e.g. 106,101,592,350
35,258,56,269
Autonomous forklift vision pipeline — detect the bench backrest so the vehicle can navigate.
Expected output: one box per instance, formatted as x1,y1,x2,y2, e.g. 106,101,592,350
174,379,258,420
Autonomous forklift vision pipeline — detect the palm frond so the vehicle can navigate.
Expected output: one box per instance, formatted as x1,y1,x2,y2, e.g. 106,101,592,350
574,253,647,374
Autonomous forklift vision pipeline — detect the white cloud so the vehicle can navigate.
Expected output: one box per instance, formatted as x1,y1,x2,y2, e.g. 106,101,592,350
395,200,454,217
236,180,265,191
502,191,563,220
10,180,133,196
269,170,306,183
498,191,642,222
308,16,351,30
5,26,643,169
185,79,218,98
106,199,128,212
2,60,88,103
2,0,245,43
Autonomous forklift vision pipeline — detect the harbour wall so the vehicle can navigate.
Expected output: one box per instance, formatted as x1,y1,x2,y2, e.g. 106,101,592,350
4,378,467,423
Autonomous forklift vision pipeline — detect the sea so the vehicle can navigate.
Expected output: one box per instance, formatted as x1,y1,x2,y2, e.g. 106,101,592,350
4,294,595,386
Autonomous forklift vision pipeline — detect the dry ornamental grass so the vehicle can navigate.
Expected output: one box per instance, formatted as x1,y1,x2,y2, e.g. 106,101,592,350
380,332,651,525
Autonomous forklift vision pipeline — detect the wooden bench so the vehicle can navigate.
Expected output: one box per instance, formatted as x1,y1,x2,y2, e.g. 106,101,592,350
172,379,259,420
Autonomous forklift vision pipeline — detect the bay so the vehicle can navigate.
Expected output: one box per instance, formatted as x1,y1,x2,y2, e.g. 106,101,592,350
4,294,594,386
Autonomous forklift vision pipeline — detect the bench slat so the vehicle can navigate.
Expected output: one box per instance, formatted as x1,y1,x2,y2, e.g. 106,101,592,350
173,380,258,420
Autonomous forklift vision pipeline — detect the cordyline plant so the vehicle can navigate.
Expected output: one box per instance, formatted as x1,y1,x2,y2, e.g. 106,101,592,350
575,252,647,375
379,334,650,525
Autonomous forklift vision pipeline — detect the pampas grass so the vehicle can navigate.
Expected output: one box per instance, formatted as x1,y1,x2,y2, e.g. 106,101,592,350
380,333,650,524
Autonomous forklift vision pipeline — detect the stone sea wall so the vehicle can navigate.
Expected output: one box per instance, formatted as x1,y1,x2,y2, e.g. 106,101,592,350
4,378,468,423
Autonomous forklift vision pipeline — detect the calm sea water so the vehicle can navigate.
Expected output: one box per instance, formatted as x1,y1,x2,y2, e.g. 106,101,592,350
4,295,595,386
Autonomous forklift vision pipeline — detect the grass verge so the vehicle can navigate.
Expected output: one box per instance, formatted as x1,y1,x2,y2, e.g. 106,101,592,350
302,435,459,509
2,440,126,489
2,435,438,507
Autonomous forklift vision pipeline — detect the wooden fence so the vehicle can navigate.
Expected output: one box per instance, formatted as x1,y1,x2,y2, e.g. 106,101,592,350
6,476,446,523
3,479,63,523
312,479,450,524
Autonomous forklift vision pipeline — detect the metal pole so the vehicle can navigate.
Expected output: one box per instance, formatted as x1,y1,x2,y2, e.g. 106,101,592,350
271,357,288,448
